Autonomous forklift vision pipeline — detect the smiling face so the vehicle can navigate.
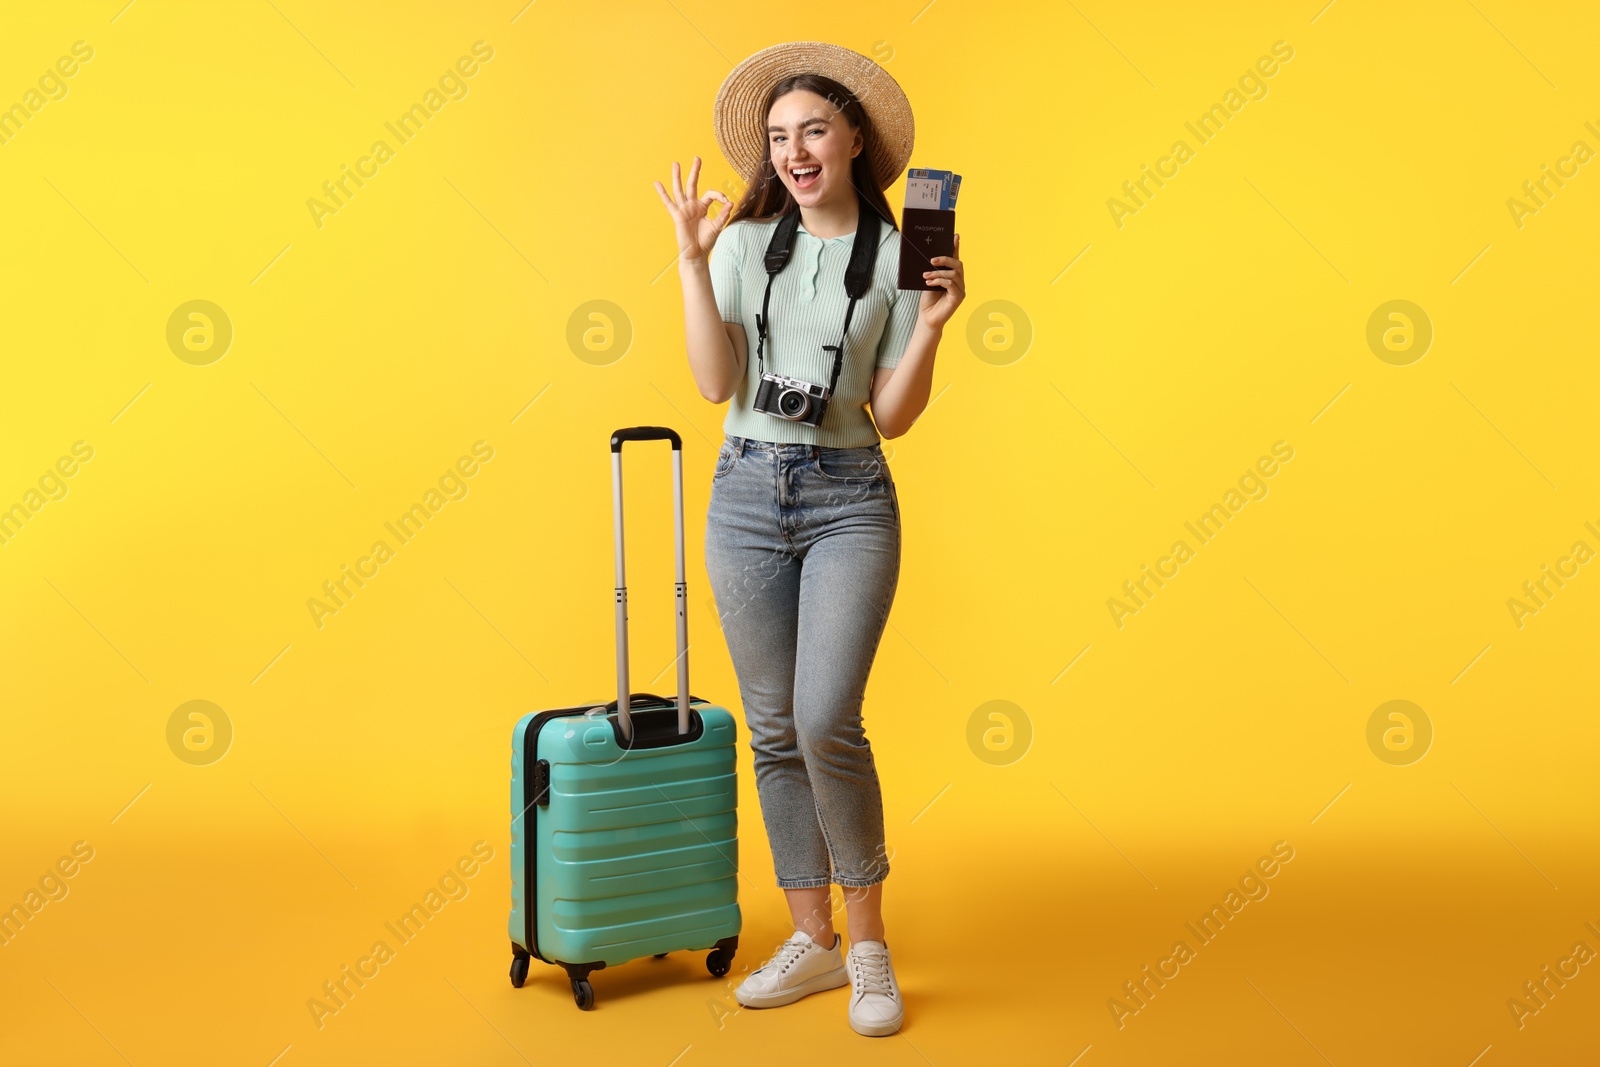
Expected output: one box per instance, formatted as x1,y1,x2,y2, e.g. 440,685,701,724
766,89,863,209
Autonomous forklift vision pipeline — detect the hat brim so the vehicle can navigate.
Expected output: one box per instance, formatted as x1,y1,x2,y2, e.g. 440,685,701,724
714,41,914,192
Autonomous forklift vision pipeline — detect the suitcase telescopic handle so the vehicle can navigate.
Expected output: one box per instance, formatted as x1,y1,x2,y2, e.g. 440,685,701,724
609,426,691,741
610,426,683,451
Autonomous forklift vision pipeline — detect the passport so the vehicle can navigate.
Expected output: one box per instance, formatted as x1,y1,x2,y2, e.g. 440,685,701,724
897,207,956,291
898,167,959,291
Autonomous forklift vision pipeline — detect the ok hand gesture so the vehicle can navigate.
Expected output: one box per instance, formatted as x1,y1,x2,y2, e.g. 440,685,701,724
653,155,733,264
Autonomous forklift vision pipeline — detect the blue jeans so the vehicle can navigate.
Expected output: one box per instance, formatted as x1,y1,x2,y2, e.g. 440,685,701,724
705,433,901,889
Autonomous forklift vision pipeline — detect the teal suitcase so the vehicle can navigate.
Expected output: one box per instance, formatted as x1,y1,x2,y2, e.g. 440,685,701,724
508,426,740,1009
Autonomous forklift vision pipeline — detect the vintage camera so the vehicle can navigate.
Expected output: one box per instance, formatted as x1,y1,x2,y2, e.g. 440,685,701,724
754,372,830,426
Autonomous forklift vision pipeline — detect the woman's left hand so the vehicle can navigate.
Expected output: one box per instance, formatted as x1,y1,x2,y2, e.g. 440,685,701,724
917,233,965,330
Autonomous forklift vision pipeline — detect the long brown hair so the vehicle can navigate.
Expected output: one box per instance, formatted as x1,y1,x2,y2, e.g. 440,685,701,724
723,73,899,234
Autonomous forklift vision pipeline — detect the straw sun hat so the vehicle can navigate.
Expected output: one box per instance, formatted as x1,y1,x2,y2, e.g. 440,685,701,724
713,41,915,192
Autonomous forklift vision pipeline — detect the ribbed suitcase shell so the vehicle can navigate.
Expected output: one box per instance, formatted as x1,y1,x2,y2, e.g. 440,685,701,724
509,699,740,968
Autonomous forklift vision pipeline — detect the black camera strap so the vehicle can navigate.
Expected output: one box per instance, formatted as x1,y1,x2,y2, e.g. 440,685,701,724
753,195,883,400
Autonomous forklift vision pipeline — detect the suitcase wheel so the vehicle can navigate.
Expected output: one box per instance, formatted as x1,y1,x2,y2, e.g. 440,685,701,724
571,978,595,1010
509,952,529,989
706,948,734,978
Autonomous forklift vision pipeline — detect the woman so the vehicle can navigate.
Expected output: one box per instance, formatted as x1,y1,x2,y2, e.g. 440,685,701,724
652,41,963,1037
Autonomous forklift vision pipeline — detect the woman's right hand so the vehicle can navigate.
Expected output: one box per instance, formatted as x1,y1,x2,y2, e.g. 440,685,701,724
653,156,732,264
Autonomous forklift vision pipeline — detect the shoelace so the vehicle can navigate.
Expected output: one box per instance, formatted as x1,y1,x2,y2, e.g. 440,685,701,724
762,936,813,976
850,950,893,996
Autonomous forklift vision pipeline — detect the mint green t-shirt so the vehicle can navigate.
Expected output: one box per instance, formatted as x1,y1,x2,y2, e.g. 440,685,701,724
708,213,920,448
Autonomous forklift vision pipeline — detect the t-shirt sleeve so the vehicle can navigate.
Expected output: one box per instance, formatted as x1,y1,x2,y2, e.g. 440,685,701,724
874,262,921,370
708,223,743,326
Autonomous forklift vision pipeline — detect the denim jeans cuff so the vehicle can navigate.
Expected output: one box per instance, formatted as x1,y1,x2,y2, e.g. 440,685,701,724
775,876,833,890
833,867,890,889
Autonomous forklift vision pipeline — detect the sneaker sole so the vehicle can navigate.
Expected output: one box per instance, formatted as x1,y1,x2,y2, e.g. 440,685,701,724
734,965,849,1008
849,1008,905,1037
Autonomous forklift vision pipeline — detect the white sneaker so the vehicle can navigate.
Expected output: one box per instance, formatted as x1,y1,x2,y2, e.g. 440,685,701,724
734,929,848,1008
845,940,904,1036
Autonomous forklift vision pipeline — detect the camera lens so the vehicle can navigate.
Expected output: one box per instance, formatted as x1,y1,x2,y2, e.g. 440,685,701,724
778,388,808,419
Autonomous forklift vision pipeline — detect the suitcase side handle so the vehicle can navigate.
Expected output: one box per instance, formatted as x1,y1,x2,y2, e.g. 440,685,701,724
610,427,692,742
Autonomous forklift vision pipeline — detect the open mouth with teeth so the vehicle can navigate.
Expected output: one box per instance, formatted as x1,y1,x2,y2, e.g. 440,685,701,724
790,165,821,189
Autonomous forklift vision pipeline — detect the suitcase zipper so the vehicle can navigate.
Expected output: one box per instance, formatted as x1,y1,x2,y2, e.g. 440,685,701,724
521,704,598,963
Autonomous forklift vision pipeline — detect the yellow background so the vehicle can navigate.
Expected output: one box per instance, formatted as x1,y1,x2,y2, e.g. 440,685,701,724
3,1,1597,1063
